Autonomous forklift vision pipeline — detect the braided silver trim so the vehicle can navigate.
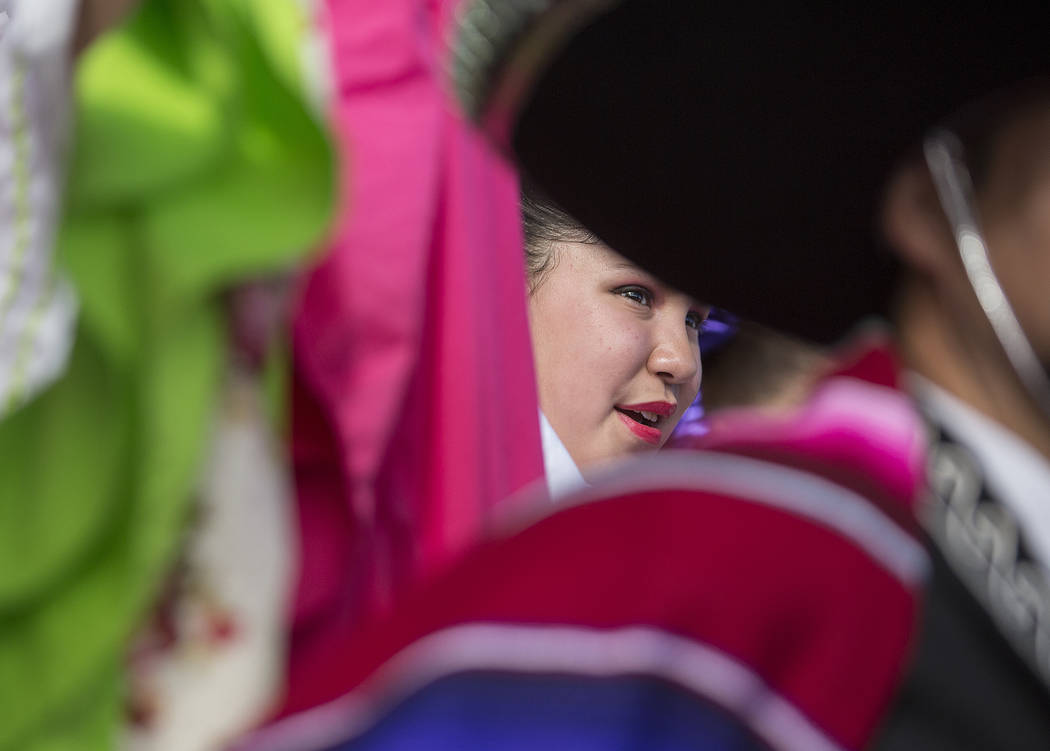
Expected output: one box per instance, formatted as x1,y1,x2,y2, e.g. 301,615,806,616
923,425,1050,691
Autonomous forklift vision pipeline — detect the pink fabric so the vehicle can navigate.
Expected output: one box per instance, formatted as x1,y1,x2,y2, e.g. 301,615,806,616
281,0,543,717
675,335,927,518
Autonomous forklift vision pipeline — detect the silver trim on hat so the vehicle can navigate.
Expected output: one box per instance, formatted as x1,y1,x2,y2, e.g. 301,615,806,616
450,0,617,152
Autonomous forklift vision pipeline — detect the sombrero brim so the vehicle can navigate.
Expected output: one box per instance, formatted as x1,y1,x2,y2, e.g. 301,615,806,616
454,1,1047,343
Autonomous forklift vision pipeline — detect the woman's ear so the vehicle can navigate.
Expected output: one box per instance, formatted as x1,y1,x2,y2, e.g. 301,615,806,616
880,160,960,278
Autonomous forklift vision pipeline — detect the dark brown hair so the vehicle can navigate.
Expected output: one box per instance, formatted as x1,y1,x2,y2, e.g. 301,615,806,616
521,182,597,293
938,78,1050,195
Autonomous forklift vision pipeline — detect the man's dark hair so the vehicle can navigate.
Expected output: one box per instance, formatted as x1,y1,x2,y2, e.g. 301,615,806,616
940,78,1050,195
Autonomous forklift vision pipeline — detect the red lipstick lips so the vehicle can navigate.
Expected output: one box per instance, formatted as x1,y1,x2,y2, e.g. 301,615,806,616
614,401,676,446
618,401,675,416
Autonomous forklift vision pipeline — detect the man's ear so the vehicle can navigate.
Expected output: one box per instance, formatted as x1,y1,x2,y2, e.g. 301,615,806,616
880,160,960,278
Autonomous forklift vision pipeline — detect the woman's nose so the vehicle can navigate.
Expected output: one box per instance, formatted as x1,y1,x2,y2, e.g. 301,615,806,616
647,322,700,385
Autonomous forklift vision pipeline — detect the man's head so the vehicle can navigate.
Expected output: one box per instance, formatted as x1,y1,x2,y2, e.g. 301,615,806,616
880,83,1050,448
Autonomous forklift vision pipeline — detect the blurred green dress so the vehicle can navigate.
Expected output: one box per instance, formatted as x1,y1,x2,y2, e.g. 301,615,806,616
0,1,334,747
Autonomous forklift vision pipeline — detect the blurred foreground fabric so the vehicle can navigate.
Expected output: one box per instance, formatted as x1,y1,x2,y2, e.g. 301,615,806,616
280,0,545,717
0,1,334,748
249,331,1050,750
0,0,79,420
240,339,929,751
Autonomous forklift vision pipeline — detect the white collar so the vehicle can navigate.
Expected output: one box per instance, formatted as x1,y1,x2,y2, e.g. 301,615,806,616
539,411,587,501
909,374,1050,569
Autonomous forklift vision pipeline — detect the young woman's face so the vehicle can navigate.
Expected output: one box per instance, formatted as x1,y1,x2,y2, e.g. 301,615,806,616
528,240,704,474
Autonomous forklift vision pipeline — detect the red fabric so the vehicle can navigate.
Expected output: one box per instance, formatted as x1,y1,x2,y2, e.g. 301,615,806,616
280,0,544,718
249,335,929,749
282,479,921,750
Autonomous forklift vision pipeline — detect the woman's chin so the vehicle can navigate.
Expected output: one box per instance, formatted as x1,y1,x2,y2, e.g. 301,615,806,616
576,443,658,481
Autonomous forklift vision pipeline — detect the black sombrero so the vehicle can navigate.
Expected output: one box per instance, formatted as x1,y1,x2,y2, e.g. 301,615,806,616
452,2,1047,343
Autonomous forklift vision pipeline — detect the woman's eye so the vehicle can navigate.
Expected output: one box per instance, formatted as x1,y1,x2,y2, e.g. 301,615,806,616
685,311,704,330
616,286,652,306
